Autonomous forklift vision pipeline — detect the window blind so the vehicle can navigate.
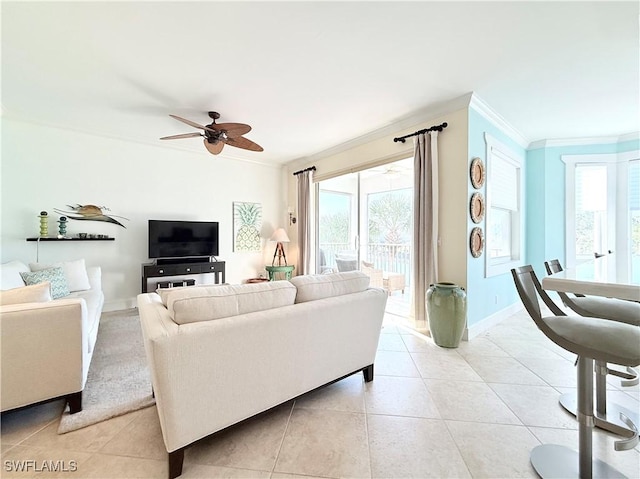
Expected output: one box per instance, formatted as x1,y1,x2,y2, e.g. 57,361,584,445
491,150,518,211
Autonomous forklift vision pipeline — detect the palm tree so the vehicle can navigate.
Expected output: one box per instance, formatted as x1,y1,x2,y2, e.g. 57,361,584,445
368,190,411,244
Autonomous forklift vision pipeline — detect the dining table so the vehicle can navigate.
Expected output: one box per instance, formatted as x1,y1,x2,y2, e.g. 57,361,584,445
542,255,640,302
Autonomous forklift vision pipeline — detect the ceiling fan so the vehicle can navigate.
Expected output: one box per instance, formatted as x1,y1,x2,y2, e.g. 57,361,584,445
160,111,263,155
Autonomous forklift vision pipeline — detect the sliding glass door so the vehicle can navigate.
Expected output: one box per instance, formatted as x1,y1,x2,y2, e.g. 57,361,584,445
316,159,413,316
317,173,360,273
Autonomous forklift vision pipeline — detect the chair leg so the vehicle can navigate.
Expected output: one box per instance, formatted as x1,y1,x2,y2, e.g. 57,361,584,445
67,391,82,414
595,360,607,417
362,364,374,382
530,356,625,478
559,361,638,437
577,357,594,479
168,449,184,479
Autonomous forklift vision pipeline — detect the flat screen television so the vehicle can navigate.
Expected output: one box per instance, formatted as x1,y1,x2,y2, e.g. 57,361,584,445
148,220,219,259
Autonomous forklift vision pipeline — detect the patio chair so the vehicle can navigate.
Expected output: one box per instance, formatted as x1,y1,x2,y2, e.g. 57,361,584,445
511,265,639,478
360,261,383,288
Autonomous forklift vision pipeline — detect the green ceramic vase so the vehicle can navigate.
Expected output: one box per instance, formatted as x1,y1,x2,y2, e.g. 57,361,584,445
426,282,467,348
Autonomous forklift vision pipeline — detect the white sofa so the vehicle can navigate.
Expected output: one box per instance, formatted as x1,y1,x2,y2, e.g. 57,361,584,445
137,271,387,478
0,260,104,413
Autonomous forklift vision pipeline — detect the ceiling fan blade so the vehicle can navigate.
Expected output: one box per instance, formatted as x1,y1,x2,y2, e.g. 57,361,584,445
204,139,225,155
209,122,252,138
160,132,203,140
225,136,264,152
169,114,217,134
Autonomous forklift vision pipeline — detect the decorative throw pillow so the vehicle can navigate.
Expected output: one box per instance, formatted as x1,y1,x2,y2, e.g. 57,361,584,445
0,281,52,305
20,267,70,299
335,259,358,272
29,259,91,292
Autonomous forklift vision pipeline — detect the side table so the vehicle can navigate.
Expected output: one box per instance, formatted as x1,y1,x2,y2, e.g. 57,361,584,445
265,265,295,281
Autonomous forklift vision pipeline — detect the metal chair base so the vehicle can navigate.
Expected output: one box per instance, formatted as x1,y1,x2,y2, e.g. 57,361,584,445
559,392,638,443
530,444,626,479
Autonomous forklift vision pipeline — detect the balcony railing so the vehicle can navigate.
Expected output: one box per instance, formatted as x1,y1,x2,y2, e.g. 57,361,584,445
319,242,411,285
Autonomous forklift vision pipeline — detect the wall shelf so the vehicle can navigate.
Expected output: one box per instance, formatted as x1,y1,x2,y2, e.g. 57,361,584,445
26,237,115,241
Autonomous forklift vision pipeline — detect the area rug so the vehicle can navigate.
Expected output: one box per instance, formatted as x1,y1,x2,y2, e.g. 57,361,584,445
58,308,155,434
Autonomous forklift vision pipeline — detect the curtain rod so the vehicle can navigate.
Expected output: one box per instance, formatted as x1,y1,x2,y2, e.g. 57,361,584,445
292,166,316,176
393,122,448,143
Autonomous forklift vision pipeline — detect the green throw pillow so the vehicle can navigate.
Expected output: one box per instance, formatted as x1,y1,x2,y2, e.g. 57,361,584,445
20,267,70,299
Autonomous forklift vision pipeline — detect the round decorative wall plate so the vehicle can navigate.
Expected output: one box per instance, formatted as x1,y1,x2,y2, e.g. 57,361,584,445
470,157,485,189
470,192,485,224
470,227,484,258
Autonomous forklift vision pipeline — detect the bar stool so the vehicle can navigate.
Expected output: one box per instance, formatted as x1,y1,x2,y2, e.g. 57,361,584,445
511,266,640,478
545,259,639,433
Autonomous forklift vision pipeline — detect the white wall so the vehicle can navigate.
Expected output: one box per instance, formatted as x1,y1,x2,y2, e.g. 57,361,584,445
1,119,283,310
285,106,470,313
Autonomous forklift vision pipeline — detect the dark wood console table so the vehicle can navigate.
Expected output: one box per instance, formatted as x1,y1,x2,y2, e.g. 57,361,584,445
141,261,225,293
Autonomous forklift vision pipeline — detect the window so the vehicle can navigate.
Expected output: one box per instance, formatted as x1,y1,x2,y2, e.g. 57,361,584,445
484,133,524,277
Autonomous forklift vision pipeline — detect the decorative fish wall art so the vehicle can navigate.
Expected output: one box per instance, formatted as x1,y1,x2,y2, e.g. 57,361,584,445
54,204,129,228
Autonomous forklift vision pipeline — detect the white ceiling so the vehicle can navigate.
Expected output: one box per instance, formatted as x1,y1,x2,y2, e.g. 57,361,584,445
2,1,638,166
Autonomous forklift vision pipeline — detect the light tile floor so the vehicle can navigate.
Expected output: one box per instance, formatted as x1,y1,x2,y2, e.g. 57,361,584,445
2,309,639,478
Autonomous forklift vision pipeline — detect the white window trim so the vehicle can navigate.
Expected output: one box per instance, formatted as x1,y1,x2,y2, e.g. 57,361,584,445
562,150,639,277
484,133,525,277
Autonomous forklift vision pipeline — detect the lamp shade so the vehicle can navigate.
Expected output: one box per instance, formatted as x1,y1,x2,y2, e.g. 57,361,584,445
270,228,290,243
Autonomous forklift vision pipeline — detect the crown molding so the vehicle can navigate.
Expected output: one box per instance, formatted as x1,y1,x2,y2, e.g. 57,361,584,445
618,131,640,143
528,131,640,150
469,93,529,149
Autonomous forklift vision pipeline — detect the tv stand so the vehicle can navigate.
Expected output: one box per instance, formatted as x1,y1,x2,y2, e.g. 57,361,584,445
141,260,225,293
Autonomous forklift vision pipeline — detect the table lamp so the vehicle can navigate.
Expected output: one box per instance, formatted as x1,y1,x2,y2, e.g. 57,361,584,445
270,228,290,266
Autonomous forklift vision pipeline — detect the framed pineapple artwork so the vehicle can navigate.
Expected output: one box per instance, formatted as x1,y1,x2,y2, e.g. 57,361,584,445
233,202,263,252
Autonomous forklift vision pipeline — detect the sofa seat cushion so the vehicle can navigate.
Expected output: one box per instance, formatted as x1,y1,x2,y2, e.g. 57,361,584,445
69,288,104,354
0,282,52,305
290,271,370,303
164,281,297,325
0,261,29,290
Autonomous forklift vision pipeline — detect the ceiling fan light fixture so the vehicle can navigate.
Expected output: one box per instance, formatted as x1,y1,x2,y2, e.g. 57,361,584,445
161,111,262,156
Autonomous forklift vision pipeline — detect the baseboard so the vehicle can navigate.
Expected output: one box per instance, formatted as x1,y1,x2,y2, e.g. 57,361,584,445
103,297,137,312
463,302,523,340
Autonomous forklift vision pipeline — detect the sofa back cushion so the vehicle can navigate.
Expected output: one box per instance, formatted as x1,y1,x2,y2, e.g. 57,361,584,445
29,259,91,292
0,261,29,290
290,271,370,303
163,281,297,325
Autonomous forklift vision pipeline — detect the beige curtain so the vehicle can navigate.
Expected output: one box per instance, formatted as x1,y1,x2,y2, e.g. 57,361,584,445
412,131,439,331
296,169,313,275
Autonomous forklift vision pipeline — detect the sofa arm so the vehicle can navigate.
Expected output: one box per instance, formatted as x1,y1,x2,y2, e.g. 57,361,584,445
0,298,90,412
87,266,102,291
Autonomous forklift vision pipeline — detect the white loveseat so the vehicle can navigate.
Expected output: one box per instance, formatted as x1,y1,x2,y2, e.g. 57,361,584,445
0,260,104,413
137,271,387,478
